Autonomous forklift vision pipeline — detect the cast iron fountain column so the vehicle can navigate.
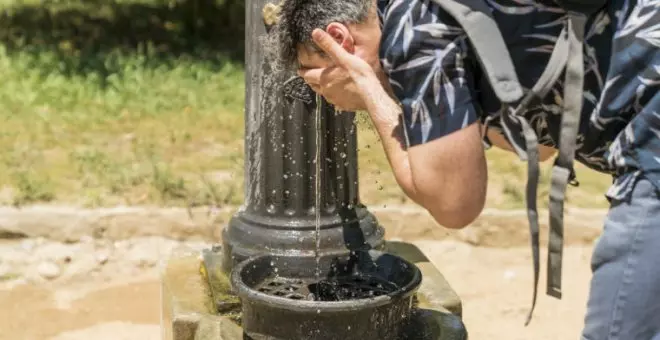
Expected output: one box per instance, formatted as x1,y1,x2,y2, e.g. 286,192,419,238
222,0,385,271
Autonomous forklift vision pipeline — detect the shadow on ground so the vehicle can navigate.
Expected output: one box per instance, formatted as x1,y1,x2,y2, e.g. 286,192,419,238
0,0,245,75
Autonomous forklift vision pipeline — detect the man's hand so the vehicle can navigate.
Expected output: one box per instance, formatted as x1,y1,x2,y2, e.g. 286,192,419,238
298,66,367,111
299,29,386,111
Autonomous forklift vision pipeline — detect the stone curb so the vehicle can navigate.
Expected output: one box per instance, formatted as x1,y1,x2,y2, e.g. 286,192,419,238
0,205,608,245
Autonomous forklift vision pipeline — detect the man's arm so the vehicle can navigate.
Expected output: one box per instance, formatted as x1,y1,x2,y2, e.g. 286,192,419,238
361,83,487,229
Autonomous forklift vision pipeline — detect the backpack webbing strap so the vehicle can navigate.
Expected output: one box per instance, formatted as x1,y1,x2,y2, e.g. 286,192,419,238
516,117,541,326
431,0,524,104
513,22,572,326
547,12,587,299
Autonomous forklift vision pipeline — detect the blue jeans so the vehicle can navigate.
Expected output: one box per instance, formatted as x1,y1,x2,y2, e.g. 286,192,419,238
582,178,660,340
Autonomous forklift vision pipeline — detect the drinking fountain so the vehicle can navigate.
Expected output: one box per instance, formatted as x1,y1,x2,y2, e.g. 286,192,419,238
161,1,469,339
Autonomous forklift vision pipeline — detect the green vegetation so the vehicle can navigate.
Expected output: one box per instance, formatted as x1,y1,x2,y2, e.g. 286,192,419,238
0,0,611,209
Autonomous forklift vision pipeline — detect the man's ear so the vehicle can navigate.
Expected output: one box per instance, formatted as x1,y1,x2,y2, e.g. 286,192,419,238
325,22,355,54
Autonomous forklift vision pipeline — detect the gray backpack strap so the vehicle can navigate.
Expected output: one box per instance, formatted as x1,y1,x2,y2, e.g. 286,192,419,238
513,23,572,326
431,0,524,104
547,12,588,300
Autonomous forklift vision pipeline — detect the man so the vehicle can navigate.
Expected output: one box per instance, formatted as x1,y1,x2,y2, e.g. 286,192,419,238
275,0,660,339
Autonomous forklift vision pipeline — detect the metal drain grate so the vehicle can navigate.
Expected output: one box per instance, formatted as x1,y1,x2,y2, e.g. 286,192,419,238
256,275,398,301
257,277,309,300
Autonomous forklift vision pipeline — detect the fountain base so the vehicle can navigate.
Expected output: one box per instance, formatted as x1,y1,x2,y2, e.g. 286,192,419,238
233,251,421,340
161,241,468,340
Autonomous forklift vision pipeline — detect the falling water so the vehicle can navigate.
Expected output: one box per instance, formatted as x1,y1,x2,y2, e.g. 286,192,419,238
314,94,322,280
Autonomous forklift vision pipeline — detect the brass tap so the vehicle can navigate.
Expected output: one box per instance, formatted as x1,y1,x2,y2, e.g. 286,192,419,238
262,2,282,27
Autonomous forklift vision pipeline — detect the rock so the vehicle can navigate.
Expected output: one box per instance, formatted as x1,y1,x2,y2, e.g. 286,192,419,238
20,239,36,252
457,227,481,246
37,261,61,280
34,242,74,265
96,252,109,265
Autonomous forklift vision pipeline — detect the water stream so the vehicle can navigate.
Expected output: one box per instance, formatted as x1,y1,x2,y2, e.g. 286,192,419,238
314,94,322,280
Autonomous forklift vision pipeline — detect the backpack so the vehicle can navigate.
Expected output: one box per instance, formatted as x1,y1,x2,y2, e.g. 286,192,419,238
427,0,608,325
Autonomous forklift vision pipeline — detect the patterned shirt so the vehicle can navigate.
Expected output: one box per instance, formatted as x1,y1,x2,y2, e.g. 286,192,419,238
377,0,660,200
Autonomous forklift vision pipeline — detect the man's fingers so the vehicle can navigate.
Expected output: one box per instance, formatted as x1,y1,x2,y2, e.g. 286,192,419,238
311,29,351,68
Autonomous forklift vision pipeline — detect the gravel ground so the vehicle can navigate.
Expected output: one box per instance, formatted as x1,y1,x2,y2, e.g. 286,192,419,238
0,235,598,340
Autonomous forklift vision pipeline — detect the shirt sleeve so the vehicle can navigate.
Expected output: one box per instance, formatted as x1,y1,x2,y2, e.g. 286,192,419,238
379,0,479,147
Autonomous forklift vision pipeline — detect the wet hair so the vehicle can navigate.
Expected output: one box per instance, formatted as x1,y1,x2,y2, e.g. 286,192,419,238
273,0,372,68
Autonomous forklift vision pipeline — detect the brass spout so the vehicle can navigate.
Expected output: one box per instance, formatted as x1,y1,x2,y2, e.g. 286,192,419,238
262,2,282,26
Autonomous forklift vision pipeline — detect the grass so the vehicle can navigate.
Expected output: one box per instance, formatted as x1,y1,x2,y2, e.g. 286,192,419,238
0,0,612,209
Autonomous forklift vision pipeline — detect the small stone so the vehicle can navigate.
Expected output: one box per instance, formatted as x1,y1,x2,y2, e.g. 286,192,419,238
35,243,74,265
20,239,36,252
37,261,61,280
96,252,109,265
457,227,481,246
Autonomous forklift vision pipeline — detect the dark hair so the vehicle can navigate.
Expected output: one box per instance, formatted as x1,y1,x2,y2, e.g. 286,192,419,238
273,0,372,68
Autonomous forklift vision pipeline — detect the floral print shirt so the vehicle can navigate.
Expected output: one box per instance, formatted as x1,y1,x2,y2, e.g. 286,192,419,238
377,0,660,200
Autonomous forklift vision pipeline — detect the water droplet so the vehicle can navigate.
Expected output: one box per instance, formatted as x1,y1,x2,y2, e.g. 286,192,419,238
340,152,346,159
317,309,321,314
270,261,275,266
283,174,289,179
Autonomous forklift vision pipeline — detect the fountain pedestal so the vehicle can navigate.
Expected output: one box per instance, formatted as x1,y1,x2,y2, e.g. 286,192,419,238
161,241,467,340
221,0,386,272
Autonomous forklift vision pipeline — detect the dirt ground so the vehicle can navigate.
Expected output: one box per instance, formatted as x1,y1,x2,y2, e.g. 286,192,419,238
0,214,604,340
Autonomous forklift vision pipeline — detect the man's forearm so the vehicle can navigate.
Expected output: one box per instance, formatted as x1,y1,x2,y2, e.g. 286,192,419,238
358,80,486,229
359,82,422,204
